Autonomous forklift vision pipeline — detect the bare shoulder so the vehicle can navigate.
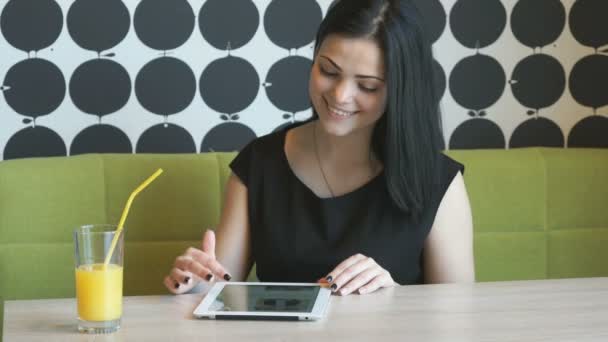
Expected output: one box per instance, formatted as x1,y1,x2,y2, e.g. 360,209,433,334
423,171,476,283
432,171,471,234
442,171,468,207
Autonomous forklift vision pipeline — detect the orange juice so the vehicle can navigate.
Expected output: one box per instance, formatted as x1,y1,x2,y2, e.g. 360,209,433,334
75,263,123,321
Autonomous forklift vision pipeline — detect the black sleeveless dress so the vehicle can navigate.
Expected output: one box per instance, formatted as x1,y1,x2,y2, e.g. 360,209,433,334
229,122,464,285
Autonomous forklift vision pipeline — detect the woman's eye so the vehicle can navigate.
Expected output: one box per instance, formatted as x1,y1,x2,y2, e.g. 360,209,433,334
319,67,337,77
359,85,378,93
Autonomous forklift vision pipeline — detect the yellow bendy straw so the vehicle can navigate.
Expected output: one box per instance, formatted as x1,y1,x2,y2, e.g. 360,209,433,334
104,168,164,266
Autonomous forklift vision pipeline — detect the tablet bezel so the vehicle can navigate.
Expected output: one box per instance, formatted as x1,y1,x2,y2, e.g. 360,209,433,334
193,282,331,320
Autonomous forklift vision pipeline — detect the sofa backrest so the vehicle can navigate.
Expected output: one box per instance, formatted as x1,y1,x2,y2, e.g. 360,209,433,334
1,148,607,333
447,148,608,281
0,153,235,301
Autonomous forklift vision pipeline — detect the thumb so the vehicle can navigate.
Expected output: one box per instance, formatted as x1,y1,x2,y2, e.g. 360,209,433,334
202,229,216,259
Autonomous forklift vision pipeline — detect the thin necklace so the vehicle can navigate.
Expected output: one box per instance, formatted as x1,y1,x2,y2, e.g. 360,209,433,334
313,122,335,197
312,122,378,198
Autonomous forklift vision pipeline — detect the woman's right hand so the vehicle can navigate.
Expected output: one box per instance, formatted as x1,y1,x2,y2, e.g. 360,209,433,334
164,229,232,294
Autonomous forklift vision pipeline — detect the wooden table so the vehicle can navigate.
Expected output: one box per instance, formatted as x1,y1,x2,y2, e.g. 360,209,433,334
4,277,608,341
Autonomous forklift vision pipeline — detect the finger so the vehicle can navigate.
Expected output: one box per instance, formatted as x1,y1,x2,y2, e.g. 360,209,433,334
174,255,215,281
184,247,214,270
170,267,193,285
358,272,393,295
187,248,231,281
338,267,382,296
164,275,178,293
202,229,216,259
326,254,367,284
164,275,191,295
199,232,231,281
332,257,376,293
206,258,232,281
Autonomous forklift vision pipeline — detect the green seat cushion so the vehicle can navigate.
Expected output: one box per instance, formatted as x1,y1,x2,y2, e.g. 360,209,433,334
543,149,608,230
446,149,545,233
548,230,608,278
474,232,547,281
0,154,107,244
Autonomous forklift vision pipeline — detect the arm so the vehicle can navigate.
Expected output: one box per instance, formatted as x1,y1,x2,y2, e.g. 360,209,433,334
164,173,253,293
423,172,476,284
214,173,253,282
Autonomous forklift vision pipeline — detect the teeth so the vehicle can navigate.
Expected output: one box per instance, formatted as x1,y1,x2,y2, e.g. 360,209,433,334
329,106,354,117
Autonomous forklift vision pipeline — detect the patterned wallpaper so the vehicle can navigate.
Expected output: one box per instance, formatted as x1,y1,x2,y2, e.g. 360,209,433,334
0,0,606,160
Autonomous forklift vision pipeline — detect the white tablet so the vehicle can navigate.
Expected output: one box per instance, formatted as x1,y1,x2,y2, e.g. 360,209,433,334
193,282,332,321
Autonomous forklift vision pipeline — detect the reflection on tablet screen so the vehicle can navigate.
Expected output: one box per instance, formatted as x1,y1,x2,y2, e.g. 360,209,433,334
212,285,319,312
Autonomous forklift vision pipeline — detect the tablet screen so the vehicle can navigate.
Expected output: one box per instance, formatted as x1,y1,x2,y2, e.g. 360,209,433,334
210,284,320,313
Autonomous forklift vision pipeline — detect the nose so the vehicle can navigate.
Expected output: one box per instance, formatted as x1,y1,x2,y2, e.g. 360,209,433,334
332,80,356,104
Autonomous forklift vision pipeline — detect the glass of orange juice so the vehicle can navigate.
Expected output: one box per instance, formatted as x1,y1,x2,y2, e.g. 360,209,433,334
73,224,124,334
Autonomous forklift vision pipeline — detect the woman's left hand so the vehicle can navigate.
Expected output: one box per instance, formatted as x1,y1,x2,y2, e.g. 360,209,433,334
322,253,396,295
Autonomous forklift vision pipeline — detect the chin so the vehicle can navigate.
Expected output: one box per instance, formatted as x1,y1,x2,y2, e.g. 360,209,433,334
317,114,358,137
324,126,354,137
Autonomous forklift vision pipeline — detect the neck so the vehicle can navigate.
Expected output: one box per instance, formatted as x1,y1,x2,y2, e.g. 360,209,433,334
313,120,375,167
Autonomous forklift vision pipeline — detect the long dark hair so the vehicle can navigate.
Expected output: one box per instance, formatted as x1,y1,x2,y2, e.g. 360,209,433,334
312,0,444,220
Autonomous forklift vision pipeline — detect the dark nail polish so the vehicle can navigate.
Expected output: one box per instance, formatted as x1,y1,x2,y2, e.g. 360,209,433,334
174,282,180,289
184,276,190,283
224,274,232,281
330,283,337,291
326,275,333,283
205,274,213,281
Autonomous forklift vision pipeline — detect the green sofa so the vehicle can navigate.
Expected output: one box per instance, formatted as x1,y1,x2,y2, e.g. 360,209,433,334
1,148,608,336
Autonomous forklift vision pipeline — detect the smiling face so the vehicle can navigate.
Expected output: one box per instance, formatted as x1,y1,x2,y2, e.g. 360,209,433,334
309,34,388,137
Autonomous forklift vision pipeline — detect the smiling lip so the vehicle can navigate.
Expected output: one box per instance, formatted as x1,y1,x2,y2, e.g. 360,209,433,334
326,101,357,119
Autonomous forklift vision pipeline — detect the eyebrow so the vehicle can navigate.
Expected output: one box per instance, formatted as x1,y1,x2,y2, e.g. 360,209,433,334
319,55,385,82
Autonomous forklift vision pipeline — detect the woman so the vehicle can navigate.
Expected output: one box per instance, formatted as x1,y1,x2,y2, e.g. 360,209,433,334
164,0,475,296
